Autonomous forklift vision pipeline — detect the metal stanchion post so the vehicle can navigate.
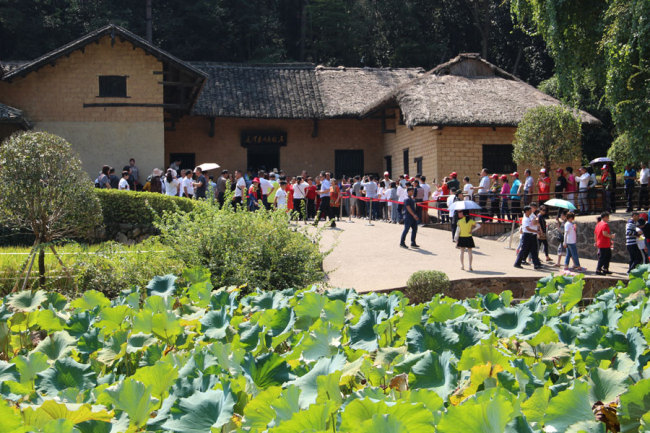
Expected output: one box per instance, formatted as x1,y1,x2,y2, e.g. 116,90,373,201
365,198,374,226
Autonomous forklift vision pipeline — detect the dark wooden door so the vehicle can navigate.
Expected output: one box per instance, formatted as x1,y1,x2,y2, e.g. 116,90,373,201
335,150,364,179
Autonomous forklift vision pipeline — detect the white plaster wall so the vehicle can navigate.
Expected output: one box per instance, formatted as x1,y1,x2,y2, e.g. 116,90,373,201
34,121,164,181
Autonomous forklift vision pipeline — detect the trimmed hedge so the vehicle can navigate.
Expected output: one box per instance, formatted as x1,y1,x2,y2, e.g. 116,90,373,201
95,189,198,227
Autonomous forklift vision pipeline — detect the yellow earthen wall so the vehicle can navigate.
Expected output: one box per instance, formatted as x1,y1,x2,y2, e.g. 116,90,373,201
0,35,165,178
165,116,385,176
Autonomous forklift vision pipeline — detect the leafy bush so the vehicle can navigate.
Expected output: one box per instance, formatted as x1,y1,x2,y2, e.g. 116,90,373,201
95,189,198,227
1,271,650,432
155,201,324,290
406,270,450,303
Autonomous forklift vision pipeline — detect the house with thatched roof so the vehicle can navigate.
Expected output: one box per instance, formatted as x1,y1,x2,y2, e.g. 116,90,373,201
1,26,599,185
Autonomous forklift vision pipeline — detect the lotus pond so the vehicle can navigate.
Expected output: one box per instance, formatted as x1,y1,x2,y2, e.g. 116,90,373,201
2,265,650,432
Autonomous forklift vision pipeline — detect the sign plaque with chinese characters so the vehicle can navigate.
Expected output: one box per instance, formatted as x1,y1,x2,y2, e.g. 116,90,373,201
241,131,287,147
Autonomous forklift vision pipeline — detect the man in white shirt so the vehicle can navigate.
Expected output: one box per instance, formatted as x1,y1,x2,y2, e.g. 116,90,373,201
182,169,194,198
258,171,275,210
315,172,335,227
577,166,591,214
523,169,534,205
361,175,378,220
639,162,649,211
462,176,474,201
118,170,130,190
293,176,308,220
477,168,490,221
383,171,392,188
232,170,246,208
419,175,431,223
514,205,542,269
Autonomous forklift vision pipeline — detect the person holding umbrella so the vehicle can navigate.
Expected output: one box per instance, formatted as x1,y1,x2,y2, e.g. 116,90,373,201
455,209,481,271
601,164,615,213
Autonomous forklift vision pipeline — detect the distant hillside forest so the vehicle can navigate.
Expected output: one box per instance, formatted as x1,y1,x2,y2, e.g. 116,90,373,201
1,0,647,162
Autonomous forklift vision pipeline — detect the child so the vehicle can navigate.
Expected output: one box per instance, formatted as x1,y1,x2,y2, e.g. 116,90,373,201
564,212,586,272
389,182,399,223
274,181,288,210
462,176,474,201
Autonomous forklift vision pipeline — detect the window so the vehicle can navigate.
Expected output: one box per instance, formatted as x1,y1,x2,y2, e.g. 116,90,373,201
414,157,423,176
482,144,516,174
98,75,127,97
403,149,409,174
384,155,392,177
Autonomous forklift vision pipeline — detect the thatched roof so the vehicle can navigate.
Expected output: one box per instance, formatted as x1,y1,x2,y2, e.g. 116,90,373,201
362,53,601,127
190,63,423,119
316,66,423,117
1,25,206,83
0,102,30,127
191,63,324,119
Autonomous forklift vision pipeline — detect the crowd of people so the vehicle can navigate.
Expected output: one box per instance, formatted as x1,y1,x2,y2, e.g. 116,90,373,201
94,159,650,275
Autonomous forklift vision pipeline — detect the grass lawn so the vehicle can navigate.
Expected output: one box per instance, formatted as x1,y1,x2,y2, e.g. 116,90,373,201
0,240,178,296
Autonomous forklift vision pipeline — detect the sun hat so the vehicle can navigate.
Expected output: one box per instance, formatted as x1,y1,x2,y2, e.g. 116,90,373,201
449,172,457,177
491,174,499,179
500,174,508,180
253,177,260,183
511,171,519,177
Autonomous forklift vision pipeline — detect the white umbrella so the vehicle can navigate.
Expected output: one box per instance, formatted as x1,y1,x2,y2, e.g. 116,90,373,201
196,163,220,172
448,200,482,212
589,157,613,165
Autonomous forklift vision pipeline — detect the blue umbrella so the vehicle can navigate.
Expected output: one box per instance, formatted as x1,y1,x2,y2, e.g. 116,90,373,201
544,198,577,210
590,157,613,165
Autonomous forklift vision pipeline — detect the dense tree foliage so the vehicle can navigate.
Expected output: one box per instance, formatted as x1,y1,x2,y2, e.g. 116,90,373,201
511,0,649,166
0,0,552,83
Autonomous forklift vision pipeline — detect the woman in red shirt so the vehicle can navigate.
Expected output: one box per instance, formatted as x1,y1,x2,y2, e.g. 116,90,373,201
538,168,551,203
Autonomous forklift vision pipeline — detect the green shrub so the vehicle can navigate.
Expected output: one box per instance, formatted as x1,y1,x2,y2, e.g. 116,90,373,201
95,189,198,227
405,270,450,303
155,201,325,290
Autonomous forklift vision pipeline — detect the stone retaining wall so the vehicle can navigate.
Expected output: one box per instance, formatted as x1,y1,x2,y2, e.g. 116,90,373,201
95,224,157,245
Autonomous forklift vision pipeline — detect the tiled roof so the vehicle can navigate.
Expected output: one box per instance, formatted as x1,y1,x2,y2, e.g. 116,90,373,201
0,102,28,126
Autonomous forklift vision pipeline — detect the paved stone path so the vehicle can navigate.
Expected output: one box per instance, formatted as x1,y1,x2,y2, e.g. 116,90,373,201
318,218,631,292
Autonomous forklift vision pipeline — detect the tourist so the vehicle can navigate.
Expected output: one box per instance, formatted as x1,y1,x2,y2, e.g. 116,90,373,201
624,164,637,213
514,205,542,269
248,178,261,211
510,172,522,218
563,212,586,272
268,173,280,209
639,162,649,211
286,176,294,212
420,176,431,223
109,167,119,189
258,171,275,210
129,158,139,189
554,212,567,267
462,176,474,201
489,174,500,221
351,176,363,218
96,165,111,189
118,170,130,190
361,175,378,220
192,167,207,199
538,168,551,203
577,167,591,214
555,168,567,199
439,177,450,223
397,180,408,224
274,181,288,210
477,168,490,221
601,165,615,213
382,171,392,189
413,180,424,224
594,212,614,275
143,168,162,193
400,187,419,249
455,209,481,271
449,190,462,241
330,175,341,221
122,166,134,190
626,212,643,273
523,169,534,205
500,174,510,221
447,172,460,192
587,166,598,212
216,170,228,207
232,169,246,208
640,218,650,263
389,182,399,223
181,169,194,198
164,169,180,196
638,219,648,263
340,176,351,218
293,176,307,220
382,181,392,221
537,205,552,263
169,159,181,173
316,172,335,227
566,166,577,206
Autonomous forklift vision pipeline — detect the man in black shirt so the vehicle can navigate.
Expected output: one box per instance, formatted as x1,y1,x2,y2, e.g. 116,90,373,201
193,167,207,199
554,168,567,199
400,187,420,249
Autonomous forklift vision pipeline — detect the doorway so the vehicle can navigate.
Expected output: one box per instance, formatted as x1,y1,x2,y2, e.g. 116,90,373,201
169,152,195,172
335,150,364,179
247,145,280,173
